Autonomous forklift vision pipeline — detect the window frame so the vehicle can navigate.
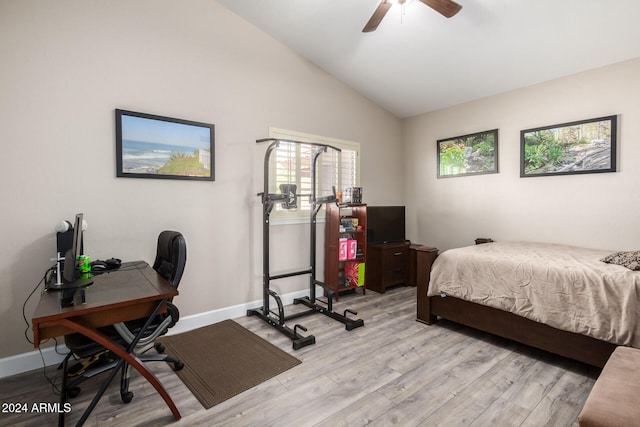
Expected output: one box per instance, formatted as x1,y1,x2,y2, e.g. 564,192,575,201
267,127,360,224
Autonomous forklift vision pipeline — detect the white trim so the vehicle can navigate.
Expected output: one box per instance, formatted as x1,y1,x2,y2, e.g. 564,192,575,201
0,346,70,379
0,287,322,379
270,215,327,226
269,127,361,186
269,127,361,151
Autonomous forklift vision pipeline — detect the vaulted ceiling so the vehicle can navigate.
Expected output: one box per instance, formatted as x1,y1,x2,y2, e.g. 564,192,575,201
217,0,640,118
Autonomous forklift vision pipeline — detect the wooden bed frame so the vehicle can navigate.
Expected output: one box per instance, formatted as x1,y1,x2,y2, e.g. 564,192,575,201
415,246,616,368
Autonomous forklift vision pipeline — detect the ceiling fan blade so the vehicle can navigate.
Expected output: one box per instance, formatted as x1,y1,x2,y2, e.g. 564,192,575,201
363,1,392,32
419,0,462,18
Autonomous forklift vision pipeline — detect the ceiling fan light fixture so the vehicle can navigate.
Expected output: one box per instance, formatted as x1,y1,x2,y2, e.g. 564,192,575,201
363,0,461,33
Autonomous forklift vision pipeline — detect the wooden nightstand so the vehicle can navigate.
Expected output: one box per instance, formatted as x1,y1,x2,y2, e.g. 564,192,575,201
366,242,410,293
475,237,494,245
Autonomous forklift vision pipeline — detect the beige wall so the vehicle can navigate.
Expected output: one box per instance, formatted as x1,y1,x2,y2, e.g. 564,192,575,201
404,57,640,251
0,0,403,359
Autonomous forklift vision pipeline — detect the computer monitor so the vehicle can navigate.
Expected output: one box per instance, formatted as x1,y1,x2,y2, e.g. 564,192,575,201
56,213,92,289
62,214,82,282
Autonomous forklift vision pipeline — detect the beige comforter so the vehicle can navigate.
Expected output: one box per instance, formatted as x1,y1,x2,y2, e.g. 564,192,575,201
428,241,640,347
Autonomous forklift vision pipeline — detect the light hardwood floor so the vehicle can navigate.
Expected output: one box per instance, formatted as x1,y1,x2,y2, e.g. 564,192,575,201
1,286,600,426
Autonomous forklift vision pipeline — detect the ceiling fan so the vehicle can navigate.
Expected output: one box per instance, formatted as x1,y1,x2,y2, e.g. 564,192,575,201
363,0,462,32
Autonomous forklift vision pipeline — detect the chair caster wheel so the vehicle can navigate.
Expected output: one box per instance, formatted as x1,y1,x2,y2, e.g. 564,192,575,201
68,386,81,398
121,391,134,403
174,361,184,371
155,343,165,353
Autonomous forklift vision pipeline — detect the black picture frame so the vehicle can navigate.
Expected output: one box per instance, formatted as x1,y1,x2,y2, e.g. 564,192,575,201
520,115,617,178
437,129,499,178
115,109,215,181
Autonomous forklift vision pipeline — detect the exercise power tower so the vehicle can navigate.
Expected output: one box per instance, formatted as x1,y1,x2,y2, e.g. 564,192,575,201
247,138,364,350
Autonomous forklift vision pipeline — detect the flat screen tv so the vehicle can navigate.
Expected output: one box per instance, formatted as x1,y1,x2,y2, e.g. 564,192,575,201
367,206,406,244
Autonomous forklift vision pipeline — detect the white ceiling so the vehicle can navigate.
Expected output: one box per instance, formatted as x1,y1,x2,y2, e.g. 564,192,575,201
217,0,640,118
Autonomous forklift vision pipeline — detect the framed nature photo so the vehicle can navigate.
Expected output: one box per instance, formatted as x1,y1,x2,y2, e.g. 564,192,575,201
116,109,215,181
520,115,617,178
437,129,498,178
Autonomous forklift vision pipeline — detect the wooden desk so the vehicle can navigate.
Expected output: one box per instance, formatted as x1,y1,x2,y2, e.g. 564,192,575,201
32,262,180,425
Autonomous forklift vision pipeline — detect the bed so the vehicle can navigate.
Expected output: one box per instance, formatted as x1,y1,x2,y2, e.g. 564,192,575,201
416,241,640,368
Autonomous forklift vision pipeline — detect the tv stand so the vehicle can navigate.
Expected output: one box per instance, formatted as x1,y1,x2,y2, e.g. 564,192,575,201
366,242,411,293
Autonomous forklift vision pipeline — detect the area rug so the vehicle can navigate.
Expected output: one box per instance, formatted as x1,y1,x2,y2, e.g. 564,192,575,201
157,319,301,409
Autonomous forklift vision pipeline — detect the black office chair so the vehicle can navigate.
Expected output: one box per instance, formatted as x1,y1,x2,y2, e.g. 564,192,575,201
62,230,187,404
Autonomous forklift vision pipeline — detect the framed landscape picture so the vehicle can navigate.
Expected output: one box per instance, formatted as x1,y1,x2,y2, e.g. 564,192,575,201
116,109,215,181
437,129,499,178
520,115,617,178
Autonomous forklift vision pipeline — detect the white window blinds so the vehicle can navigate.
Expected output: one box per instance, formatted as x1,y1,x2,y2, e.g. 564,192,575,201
268,128,360,221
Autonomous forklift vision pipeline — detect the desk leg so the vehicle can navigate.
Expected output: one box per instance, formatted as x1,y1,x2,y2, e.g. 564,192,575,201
59,353,72,426
58,318,181,423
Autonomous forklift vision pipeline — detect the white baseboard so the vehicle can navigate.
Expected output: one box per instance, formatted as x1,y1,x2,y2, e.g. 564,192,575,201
1,287,319,379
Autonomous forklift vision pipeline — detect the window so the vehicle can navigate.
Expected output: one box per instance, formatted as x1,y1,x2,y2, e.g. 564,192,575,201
268,127,360,222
